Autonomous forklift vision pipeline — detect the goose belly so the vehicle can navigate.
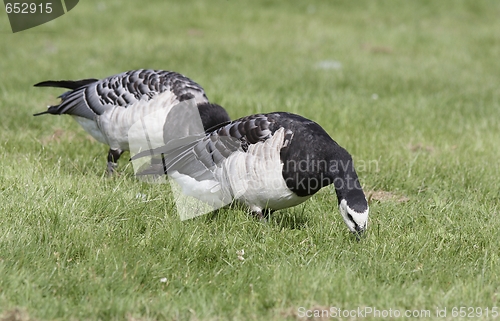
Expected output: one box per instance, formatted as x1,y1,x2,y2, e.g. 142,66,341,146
71,116,108,145
169,170,232,208
98,91,182,151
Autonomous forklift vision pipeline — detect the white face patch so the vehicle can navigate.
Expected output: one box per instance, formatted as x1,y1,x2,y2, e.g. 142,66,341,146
338,199,369,233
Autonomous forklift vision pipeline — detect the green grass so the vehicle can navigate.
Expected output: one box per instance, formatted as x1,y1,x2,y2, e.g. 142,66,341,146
1,0,500,320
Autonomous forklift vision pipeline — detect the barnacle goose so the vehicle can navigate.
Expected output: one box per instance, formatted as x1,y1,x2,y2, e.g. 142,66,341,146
34,69,231,173
134,112,369,234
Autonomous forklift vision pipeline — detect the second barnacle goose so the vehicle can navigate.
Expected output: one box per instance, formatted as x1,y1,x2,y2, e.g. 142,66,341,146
34,69,230,173
134,112,369,234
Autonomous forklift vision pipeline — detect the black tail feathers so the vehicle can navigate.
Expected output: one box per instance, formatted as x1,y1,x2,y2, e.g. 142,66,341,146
33,78,99,116
33,110,50,116
33,105,60,116
34,78,98,90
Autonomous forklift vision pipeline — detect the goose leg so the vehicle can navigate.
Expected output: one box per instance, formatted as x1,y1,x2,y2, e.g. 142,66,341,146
107,148,124,175
250,208,274,221
262,208,275,220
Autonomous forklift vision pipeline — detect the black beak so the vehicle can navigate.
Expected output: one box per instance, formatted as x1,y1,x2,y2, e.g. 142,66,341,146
354,223,364,233
352,224,366,241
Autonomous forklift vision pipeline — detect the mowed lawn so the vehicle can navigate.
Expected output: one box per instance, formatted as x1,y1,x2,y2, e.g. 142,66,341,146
1,0,500,320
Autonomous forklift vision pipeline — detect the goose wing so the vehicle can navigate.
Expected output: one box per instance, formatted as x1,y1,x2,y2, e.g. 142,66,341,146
34,69,209,120
132,113,279,180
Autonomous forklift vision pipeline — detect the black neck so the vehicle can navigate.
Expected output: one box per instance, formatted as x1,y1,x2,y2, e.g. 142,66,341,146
281,132,354,197
332,163,368,212
280,123,367,214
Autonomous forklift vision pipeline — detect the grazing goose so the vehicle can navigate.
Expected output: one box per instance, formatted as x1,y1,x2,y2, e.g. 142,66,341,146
34,69,231,173
134,112,369,233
